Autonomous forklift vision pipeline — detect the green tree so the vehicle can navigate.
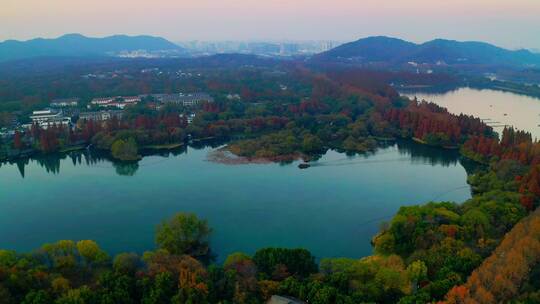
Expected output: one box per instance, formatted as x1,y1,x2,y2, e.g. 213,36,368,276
22,290,53,304
96,272,137,304
0,250,17,267
155,213,212,259
54,286,95,304
0,285,13,304
253,248,317,279
141,272,176,304
41,240,77,269
407,260,427,292
113,253,142,275
223,252,251,269
302,134,323,154
111,138,139,161
76,240,109,267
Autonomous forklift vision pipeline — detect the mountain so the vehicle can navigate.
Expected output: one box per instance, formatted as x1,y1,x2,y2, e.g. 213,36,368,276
314,36,540,67
318,36,417,62
0,34,185,62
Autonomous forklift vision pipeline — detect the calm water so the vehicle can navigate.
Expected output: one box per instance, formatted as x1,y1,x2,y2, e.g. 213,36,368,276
401,87,540,139
0,141,471,261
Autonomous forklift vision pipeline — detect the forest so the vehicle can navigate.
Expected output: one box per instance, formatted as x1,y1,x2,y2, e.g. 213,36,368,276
2,60,540,303
1,64,487,163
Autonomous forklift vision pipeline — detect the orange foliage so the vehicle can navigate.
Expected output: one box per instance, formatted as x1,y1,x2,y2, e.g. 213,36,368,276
444,210,540,303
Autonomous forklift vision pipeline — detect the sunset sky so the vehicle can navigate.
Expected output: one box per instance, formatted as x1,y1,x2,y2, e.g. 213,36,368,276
2,0,540,49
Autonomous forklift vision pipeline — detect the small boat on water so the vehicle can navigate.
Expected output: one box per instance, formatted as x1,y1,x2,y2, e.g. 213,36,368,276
298,163,311,169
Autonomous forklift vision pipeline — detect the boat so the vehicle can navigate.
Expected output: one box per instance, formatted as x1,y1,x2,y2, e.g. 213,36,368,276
298,163,311,169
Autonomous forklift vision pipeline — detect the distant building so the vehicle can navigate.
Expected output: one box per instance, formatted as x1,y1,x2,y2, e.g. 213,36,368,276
247,42,280,55
79,110,123,122
90,96,140,109
320,41,340,52
0,128,15,139
180,113,196,124
90,97,115,106
226,93,241,100
50,98,79,108
280,43,299,55
29,109,71,128
151,93,214,107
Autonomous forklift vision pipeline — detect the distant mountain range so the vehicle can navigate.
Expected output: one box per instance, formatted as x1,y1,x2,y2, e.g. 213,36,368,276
2,34,540,68
313,36,540,67
0,34,185,62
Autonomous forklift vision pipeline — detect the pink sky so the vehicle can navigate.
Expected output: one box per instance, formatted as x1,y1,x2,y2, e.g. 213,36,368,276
2,0,540,49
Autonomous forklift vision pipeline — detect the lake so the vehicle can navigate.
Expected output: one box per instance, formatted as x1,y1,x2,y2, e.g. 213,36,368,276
401,87,540,139
0,141,471,261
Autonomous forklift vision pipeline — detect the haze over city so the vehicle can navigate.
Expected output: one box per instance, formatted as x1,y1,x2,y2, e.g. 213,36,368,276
3,0,540,49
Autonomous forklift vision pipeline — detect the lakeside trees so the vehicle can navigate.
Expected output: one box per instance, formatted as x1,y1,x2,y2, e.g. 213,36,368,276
444,208,540,303
2,65,487,165
0,215,416,304
1,160,532,304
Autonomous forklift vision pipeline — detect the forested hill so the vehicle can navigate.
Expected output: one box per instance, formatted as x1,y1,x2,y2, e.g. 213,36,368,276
0,34,185,62
314,36,540,67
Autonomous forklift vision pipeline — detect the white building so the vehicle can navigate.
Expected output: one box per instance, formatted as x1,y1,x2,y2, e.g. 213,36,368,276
90,97,115,106
226,93,241,100
29,109,71,128
152,93,214,107
50,98,79,108
180,113,196,124
90,96,140,109
79,110,123,122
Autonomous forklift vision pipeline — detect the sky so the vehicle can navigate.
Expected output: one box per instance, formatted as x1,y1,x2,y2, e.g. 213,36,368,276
2,0,540,49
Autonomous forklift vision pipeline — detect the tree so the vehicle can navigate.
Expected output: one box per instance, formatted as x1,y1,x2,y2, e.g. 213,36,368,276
39,129,59,153
113,253,142,275
40,240,77,269
111,138,139,161
21,290,52,304
141,272,176,304
155,213,212,259
76,240,109,267
13,130,23,150
96,272,137,304
302,134,323,154
406,260,427,292
253,248,317,279
223,252,252,269
51,277,71,294
55,286,95,304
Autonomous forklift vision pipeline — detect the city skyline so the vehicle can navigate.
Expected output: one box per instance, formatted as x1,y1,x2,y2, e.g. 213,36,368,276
2,0,540,50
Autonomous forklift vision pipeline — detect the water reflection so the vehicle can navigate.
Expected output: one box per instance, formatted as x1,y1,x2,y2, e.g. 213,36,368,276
395,140,460,167
397,84,461,95
400,87,540,139
1,139,476,179
2,146,188,178
112,161,139,176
